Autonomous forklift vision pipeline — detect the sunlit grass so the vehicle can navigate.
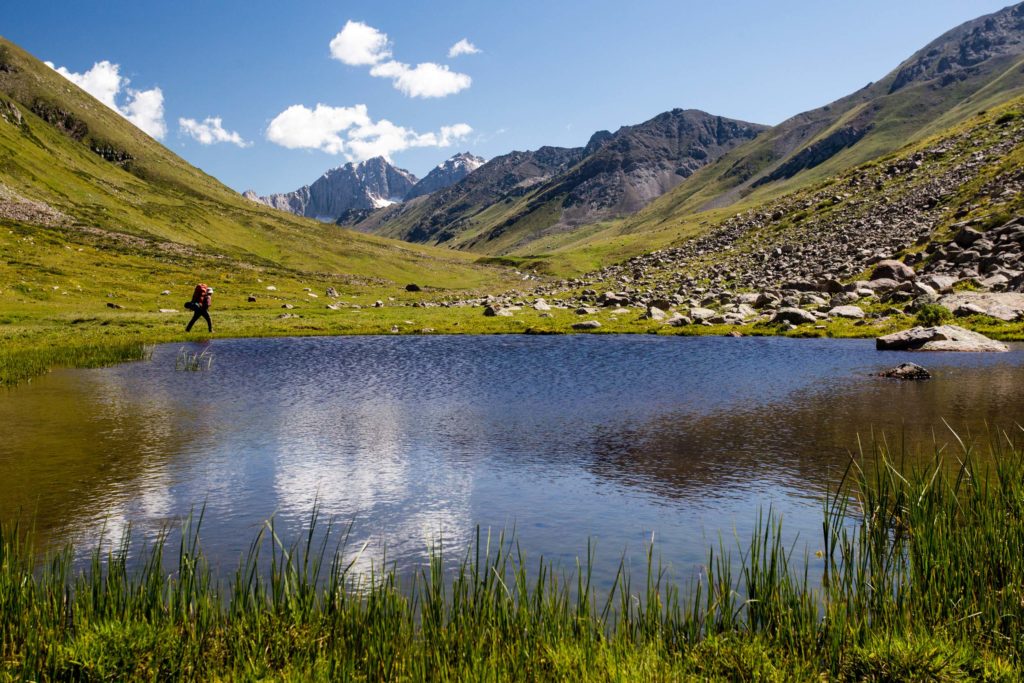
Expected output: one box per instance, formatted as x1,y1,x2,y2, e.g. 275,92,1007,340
2,432,1023,679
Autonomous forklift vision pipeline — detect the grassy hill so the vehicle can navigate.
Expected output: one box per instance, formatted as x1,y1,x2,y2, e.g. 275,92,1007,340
0,37,522,384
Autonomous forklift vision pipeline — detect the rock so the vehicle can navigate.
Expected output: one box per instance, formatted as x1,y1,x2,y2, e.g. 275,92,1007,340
646,306,667,321
533,299,552,311
727,330,743,338
106,302,123,309
281,303,294,309
597,292,629,306
374,300,384,308
871,259,916,282
920,274,957,293
405,284,422,292
666,314,691,327
864,278,901,292
688,307,717,322
953,303,987,317
160,290,171,296
830,291,860,306
647,299,673,311
266,285,277,291
247,295,257,302
771,307,817,325
572,320,602,330
954,227,984,248
876,325,1008,352
829,305,865,319
484,305,512,317
880,363,932,380
611,307,631,314
939,292,1024,321
307,292,318,298
576,307,600,315
326,304,341,310
755,292,780,308
158,308,177,313
277,313,297,319
326,287,339,298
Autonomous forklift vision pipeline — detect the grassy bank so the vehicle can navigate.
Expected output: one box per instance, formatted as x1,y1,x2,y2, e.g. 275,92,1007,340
2,437,1023,680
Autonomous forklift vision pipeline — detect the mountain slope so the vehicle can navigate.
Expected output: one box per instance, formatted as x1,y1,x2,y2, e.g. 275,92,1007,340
350,109,766,253
349,145,588,243
0,36,505,292
244,157,418,222
589,2,1024,250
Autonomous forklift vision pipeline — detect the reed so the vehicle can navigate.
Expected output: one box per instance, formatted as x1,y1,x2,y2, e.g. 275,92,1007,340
175,346,213,371
2,433,1023,680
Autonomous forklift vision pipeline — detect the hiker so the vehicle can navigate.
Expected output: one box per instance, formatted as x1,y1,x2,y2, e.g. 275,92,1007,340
185,283,213,332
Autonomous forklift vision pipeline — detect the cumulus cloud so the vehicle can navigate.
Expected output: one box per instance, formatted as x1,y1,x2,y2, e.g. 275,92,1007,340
329,20,391,66
329,20,472,98
369,60,471,98
265,103,471,161
45,59,167,139
179,116,250,147
448,39,480,58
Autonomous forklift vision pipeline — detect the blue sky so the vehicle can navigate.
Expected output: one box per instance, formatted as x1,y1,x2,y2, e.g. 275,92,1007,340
2,1,1014,194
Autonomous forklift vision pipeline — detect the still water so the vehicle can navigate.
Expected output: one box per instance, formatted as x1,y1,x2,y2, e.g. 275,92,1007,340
2,335,1023,585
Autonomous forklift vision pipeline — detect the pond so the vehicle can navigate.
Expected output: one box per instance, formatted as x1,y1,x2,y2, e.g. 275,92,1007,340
2,334,1023,587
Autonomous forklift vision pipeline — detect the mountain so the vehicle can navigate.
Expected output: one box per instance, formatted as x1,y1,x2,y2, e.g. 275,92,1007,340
597,2,1024,252
404,152,485,200
347,3,1024,276
245,157,418,221
348,145,589,241
349,109,766,251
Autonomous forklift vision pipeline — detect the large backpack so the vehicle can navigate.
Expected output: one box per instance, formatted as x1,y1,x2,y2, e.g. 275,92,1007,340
192,283,211,309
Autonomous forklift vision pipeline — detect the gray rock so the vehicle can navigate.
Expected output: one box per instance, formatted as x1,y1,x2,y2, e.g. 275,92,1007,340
829,305,865,319
576,306,600,315
646,306,667,321
688,307,717,322
880,362,931,379
771,307,817,325
533,299,552,311
876,325,1008,352
871,260,916,281
572,320,602,330
247,295,257,302
405,284,422,292
326,287,339,298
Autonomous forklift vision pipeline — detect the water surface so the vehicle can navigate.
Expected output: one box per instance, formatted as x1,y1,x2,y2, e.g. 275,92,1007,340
2,335,1022,585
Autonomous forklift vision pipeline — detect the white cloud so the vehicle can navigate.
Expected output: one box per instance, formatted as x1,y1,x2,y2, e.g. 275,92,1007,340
329,20,391,66
179,116,250,147
448,39,481,58
265,103,471,161
45,59,167,139
123,87,166,139
328,21,472,98
369,60,471,98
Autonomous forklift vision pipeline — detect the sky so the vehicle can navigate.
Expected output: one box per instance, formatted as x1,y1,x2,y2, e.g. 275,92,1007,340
2,1,1016,195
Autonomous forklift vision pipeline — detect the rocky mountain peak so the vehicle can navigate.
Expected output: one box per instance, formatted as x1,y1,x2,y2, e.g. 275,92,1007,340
245,156,418,220
404,152,486,200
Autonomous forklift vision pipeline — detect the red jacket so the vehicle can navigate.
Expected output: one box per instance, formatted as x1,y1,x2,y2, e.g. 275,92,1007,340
191,284,212,310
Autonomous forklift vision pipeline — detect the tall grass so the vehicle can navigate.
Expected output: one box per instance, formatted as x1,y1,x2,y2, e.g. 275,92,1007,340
2,434,1023,680
0,340,151,387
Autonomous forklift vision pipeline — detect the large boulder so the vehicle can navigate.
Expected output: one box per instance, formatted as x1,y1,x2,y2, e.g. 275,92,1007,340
771,307,817,325
876,325,1008,352
828,305,865,319
871,260,916,282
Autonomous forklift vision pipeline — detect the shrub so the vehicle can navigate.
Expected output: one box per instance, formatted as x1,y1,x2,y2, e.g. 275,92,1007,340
915,303,952,326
